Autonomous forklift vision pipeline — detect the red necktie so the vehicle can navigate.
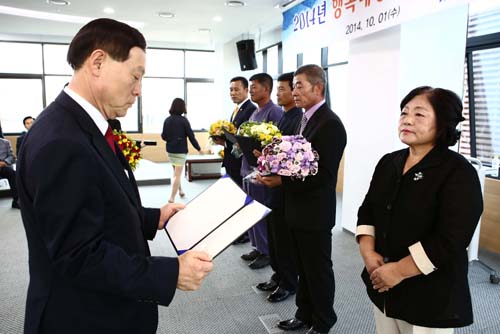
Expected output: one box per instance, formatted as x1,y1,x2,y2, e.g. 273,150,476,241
105,126,116,153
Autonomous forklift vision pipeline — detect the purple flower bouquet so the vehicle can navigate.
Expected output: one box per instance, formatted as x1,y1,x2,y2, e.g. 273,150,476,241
257,135,319,181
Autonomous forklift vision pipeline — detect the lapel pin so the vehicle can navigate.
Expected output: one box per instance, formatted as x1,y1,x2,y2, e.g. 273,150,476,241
413,172,424,181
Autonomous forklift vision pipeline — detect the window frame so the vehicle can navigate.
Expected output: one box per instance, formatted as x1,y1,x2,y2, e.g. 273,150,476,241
463,31,500,166
0,40,216,134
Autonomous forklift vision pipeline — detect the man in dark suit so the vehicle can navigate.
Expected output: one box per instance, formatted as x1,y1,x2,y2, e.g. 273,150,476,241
258,64,347,334
16,115,34,155
257,72,301,302
215,77,256,187
213,76,256,244
16,18,213,334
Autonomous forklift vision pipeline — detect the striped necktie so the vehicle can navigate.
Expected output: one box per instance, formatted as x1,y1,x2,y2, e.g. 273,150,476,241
299,114,308,134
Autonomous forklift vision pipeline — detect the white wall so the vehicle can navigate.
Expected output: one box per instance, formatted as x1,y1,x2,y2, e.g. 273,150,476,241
341,26,402,233
341,5,469,233
399,5,469,100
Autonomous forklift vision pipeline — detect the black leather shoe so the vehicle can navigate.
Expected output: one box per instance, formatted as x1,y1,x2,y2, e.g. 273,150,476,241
277,318,306,331
11,200,20,209
305,327,328,334
267,286,295,303
241,249,260,261
248,254,270,269
256,279,278,291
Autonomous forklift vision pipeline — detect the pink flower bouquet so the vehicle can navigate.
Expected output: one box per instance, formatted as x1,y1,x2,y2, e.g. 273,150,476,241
257,135,319,181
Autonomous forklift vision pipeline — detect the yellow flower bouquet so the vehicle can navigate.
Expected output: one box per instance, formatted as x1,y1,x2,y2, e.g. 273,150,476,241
113,130,141,171
237,121,282,147
235,121,282,166
209,120,236,140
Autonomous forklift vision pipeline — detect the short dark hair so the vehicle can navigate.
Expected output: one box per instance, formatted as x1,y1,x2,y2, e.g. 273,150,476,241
169,98,187,116
400,86,465,147
23,116,34,126
277,72,294,90
249,73,273,93
67,18,147,70
294,64,326,96
230,76,249,89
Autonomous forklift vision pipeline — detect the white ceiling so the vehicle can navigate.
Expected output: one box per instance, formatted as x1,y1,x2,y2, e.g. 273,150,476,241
0,0,289,49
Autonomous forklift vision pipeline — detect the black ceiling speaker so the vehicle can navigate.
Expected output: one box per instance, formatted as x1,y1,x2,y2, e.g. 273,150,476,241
236,39,258,71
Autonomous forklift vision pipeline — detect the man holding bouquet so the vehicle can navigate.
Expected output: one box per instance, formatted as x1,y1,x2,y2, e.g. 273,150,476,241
258,65,347,334
216,77,256,187
240,73,283,269
256,72,302,302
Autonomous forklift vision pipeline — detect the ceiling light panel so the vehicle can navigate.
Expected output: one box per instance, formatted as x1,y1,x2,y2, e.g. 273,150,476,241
46,0,71,5
225,1,245,7
158,12,175,19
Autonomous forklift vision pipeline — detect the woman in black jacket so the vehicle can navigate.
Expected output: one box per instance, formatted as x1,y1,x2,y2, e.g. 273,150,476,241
161,98,201,203
356,86,483,333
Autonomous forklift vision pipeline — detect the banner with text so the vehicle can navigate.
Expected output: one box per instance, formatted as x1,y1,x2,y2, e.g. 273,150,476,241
283,0,470,50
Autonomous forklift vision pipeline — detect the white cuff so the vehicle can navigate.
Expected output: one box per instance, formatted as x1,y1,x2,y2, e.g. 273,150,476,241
409,242,437,275
355,225,375,243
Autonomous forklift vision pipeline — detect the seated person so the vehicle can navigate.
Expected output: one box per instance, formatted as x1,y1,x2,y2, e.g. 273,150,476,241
0,138,19,209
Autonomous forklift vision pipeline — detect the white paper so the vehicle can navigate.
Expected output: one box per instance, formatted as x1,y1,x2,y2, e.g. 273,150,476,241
191,200,271,258
165,177,269,255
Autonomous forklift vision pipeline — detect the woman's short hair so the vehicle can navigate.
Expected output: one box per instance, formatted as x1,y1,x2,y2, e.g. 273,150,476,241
400,86,465,147
169,98,187,116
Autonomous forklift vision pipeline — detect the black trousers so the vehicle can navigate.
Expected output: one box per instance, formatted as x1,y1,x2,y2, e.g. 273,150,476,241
291,229,337,333
226,167,243,188
267,204,298,291
0,166,18,200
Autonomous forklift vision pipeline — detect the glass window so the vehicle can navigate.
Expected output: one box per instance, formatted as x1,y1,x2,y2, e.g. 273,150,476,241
302,48,321,66
266,45,279,77
45,75,71,105
0,78,43,133
141,78,184,133
327,40,349,65
468,5,500,37
43,44,72,75
117,101,139,132
256,51,263,72
460,47,500,163
327,64,349,120
186,81,218,131
145,49,184,77
185,51,215,78
460,7,500,168
0,42,43,74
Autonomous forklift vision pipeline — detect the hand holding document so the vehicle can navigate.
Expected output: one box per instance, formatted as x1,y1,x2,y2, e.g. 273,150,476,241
177,251,214,291
165,176,271,258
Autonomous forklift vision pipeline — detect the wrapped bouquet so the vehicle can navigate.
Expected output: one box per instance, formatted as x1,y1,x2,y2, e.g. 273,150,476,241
237,121,281,147
235,121,282,166
257,135,319,181
209,120,236,140
113,130,141,171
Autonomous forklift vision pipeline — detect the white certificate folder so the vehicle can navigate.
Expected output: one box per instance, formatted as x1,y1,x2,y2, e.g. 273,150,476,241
164,176,271,258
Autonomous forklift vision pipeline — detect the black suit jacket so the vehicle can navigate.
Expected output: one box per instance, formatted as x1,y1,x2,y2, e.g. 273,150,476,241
223,99,256,176
283,103,346,230
17,92,179,334
17,131,27,156
358,146,483,327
